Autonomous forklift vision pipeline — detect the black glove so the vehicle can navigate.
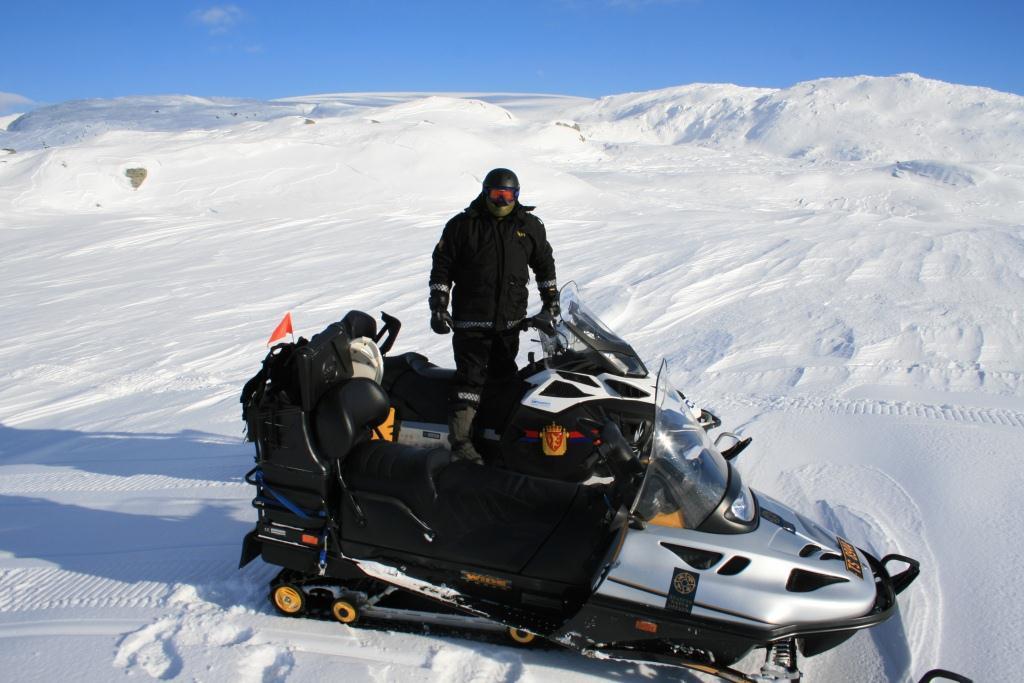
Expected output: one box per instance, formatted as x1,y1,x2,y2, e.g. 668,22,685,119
528,310,556,336
429,287,452,335
540,286,560,318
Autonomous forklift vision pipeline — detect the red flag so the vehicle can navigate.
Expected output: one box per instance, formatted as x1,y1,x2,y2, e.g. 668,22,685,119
266,312,294,345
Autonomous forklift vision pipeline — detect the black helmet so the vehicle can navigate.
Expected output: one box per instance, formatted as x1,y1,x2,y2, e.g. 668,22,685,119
482,168,519,191
482,168,520,214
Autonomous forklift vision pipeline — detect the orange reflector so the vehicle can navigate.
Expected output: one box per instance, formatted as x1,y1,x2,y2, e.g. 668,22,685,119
301,534,319,546
634,619,658,634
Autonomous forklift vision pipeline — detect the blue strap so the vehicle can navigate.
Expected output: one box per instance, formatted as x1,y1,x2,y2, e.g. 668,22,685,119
253,470,325,520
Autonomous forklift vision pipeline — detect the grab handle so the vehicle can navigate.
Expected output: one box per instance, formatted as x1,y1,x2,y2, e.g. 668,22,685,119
881,553,920,595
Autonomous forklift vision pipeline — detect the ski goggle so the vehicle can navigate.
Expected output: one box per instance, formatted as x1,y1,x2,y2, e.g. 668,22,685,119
486,186,519,206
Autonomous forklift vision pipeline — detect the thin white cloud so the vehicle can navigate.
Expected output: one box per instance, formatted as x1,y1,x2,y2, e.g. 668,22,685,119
0,91,34,113
191,5,244,35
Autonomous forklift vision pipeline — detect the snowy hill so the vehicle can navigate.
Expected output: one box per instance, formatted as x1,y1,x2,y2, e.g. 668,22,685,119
570,73,1024,162
1,74,1021,682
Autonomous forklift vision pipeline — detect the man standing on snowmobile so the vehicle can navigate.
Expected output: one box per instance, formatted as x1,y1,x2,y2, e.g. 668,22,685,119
429,168,559,463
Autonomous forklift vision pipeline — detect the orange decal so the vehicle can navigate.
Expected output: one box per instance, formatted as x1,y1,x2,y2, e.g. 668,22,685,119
837,537,864,579
634,619,658,634
372,407,397,441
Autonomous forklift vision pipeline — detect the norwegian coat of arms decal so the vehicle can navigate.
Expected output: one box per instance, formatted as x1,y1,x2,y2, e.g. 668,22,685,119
541,423,568,456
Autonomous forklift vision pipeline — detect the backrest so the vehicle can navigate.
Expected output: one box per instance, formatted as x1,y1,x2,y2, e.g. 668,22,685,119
313,378,390,461
341,310,377,340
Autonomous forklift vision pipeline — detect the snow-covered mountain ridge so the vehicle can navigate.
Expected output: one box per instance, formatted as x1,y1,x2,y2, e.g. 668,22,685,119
572,73,1024,163
7,74,1023,164
0,74,1021,682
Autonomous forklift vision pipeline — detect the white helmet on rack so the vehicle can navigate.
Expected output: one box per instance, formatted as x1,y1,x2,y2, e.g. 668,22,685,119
349,336,384,384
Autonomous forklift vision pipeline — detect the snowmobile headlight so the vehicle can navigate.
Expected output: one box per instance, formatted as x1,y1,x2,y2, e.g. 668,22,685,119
726,486,756,523
600,351,647,377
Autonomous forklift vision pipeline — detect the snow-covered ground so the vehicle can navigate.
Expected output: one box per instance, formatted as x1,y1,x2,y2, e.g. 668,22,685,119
1,73,1020,682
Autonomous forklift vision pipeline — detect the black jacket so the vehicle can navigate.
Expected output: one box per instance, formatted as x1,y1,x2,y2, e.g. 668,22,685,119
430,194,557,331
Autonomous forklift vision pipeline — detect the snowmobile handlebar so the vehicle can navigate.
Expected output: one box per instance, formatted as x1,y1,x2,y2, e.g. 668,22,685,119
574,418,643,504
520,311,558,336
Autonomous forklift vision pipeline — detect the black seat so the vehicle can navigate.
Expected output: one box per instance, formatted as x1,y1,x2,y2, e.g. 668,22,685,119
381,352,525,430
343,440,450,521
382,353,451,424
322,377,616,583
408,354,456,381
341,445,593,575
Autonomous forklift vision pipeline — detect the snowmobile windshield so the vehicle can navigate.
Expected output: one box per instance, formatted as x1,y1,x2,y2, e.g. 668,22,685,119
631,361,729,529
538,283,647,378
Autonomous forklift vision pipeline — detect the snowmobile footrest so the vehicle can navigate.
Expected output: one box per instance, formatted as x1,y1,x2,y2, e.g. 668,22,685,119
589,648,753,682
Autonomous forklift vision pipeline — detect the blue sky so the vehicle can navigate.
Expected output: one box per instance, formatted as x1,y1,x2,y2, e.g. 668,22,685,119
2,0,1022,112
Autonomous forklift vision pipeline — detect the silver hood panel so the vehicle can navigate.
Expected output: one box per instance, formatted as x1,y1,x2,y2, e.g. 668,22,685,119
597,490,876,628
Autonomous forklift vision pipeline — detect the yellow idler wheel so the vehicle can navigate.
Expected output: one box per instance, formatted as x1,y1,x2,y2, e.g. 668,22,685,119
331,599,359,624
507,627,536,645
272,584,306,616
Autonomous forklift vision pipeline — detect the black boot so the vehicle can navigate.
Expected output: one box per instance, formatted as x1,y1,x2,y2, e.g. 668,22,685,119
448,406,483,464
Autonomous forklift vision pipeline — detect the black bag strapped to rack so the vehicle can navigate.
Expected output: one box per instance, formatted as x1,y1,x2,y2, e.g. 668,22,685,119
241,340,306,442
240,310,402,442
292,310,402,412
238,311,402,573
240,339,309,443
295,323,354,413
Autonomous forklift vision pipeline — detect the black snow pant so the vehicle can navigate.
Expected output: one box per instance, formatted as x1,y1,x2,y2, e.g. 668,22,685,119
450,330,521,410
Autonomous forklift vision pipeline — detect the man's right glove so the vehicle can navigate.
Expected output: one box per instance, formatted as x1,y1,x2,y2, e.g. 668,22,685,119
429,287,453,335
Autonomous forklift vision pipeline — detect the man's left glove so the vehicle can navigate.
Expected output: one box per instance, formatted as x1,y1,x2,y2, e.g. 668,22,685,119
429,287,453,335
540,285,560,318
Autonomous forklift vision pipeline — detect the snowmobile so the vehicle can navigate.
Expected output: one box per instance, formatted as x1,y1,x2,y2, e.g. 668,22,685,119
237,285,950,682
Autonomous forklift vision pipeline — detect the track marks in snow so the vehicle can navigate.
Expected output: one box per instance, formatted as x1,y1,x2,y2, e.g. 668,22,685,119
0,558,228,613
0,617,147,639
717,393,1024,428
0,567,168,612
0,469,240,495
